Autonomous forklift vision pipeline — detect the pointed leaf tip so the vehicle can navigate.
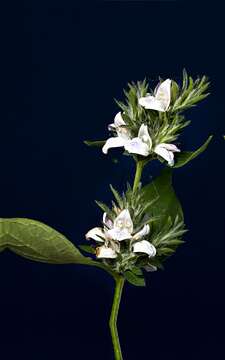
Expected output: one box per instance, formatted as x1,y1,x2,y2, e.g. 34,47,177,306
174,135,213,168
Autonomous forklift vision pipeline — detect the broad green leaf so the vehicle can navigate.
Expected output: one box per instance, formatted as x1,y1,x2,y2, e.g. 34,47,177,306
124,270,146,287
79,244,96,255
131,266,143,276
174,135,212,168
141,169,183,229
84,140,105,147
0,218,93,265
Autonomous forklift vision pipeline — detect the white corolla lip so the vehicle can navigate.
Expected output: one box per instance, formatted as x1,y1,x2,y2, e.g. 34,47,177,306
107,228,132,241
138,124,152,148
154,143,180,166
103,212,113,229
102,136,128,154
124,138,149,156
133,224,150,240
124,124,152,157
108,112,126,130
85,227,105,242
138,79,171,112
96,245,117,259
103,112,130,154
133,240,156,257
107,209,133,241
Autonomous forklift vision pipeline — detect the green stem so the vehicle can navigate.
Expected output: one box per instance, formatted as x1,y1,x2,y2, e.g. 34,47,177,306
109,275,125,360
132,160,145,193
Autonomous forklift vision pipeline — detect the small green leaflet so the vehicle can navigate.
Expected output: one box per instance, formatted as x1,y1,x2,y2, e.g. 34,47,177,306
174,135,212,168
0,218,93,265
124,270,146,287
84,140,105,147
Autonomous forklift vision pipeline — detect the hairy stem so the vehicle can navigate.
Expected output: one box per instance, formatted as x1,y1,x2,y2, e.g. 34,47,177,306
132,160,145,193
109,275,125,360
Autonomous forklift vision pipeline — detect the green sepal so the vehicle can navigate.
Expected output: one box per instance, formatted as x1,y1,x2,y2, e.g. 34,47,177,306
84,140,105,147
0,218,93,265
174,135,213,168
124,270,146,287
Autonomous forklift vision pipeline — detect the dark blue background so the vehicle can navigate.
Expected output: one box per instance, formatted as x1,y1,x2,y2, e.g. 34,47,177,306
1,1,224,359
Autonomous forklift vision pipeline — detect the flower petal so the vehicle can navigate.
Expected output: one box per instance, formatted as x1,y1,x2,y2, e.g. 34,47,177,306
107,209,133,241
85,227,105,242
138,124,152,149
133,224,150,240
154,144,175,166
139,79,171,112
138,96,166,112
103,212,113,229
124,137,150,156
114,112,126,127
158,143,180,152
107,228,132,241
133,240,156,257
116,127,131,140
96,245,117,259
102,137,127,154
155,79,171,111
114,209,133,233
108,123,116,131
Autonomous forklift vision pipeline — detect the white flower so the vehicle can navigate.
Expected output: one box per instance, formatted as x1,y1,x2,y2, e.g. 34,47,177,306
138,79,171,112
85,227,105,242
124,124,152,156
154,143,180,166
102,112,131,154
125,124,180,166
133,240,156,258
96,245,117,259
107,209,133,241
133,224,150,240
102,116,180,165
86,217,155,259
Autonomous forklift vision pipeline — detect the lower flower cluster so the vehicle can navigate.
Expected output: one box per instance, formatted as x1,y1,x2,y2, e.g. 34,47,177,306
86,208,157,273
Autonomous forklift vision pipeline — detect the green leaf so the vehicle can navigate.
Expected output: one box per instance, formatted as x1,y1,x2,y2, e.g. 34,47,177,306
171,80,180,103
79,244,96,254
157,247,175,256
110,185,124,209
141,169,183,229
95,201,115,219
124,271,146,287
174,135,213,168
84,140,105,147
131,266,143,276
0,218,93,265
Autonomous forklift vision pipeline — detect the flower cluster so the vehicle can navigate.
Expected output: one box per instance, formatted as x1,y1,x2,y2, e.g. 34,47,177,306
86,209,156,264
86,206,157,273
84,183,186,276
86,70,210,167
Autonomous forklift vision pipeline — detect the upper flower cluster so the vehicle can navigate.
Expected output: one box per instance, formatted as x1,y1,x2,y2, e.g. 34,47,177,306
103,79,180,166
86,71,210,167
